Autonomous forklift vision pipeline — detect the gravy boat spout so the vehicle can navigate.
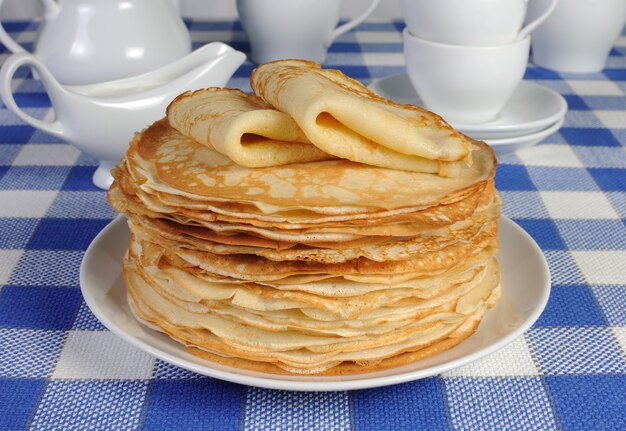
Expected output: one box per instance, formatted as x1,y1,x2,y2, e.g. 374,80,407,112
0,42,246,189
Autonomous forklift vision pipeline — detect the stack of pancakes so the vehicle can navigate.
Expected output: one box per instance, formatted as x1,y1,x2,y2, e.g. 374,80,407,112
108,60,500,375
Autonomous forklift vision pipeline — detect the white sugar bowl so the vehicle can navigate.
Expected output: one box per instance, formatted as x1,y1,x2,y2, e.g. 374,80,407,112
0,0,191,85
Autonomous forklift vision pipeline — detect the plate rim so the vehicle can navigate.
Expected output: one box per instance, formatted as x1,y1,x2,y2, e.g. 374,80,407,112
368,73,568,136
80,215,551,392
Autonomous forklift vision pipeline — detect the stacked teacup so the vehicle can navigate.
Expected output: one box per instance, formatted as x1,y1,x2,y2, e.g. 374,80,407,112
400,0,565,154
237,0,380,64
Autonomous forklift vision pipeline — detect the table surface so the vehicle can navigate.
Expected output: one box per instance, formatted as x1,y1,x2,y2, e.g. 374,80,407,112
1,18,626,431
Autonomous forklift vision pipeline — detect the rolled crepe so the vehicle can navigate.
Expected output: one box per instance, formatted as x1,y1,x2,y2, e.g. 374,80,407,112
251,60,475,176
167,88,332,168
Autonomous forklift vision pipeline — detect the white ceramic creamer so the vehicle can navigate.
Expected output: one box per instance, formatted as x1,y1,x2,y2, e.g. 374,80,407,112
0,43,246,189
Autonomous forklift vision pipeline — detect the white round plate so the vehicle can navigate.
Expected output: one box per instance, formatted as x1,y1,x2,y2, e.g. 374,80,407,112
486,117,565,156
368,73,567,139
80,215,550,392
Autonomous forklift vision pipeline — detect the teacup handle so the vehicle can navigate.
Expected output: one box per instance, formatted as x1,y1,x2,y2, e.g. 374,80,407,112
0,53,66,139
327,0,381,46
517,0,559,41
0,0,59,53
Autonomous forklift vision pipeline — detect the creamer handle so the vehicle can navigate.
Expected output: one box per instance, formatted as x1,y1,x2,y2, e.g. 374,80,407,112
328,0,380,46
0,53,65,138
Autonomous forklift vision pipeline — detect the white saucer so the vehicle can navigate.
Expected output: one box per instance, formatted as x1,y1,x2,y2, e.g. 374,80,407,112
368,73,567,139
486,117,565,156
80,215,550,392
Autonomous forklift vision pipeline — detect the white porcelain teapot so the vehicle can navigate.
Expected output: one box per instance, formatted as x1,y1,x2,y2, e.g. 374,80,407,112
0,0,191,85
0,42,246,189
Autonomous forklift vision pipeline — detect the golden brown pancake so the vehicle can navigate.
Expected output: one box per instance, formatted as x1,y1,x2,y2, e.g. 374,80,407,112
107,60,501,375
251,59,474,175
167,88,332,167
122,119,495,212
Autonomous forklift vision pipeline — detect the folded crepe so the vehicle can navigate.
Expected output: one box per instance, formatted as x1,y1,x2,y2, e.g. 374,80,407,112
250,59,474,176
167,88,332,168
167,60,474,177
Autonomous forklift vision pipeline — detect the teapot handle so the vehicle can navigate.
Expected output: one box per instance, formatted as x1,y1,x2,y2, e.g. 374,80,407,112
327,0,381,46
0,0,59,53
0,53,65,138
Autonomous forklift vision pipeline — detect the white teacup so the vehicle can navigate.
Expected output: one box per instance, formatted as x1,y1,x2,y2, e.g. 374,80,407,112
403,29,531,124
527,0,625,73
401,0,558,46
236,0,380,64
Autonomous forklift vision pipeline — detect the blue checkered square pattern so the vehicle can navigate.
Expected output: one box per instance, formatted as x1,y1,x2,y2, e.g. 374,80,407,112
352,378,448,430
143,379,244,430
0,17,625,430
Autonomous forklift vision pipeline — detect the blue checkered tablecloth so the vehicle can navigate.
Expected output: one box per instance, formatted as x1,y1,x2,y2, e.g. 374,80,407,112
1,18,626,431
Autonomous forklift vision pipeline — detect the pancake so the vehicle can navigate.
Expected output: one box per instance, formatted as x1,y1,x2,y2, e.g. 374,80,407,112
250,60,474,176
107,60,502,375
166,88,333,167
124,190,499,264
122,119,496,212
128,232,497,319
124,256,500,373
115,160,495,227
